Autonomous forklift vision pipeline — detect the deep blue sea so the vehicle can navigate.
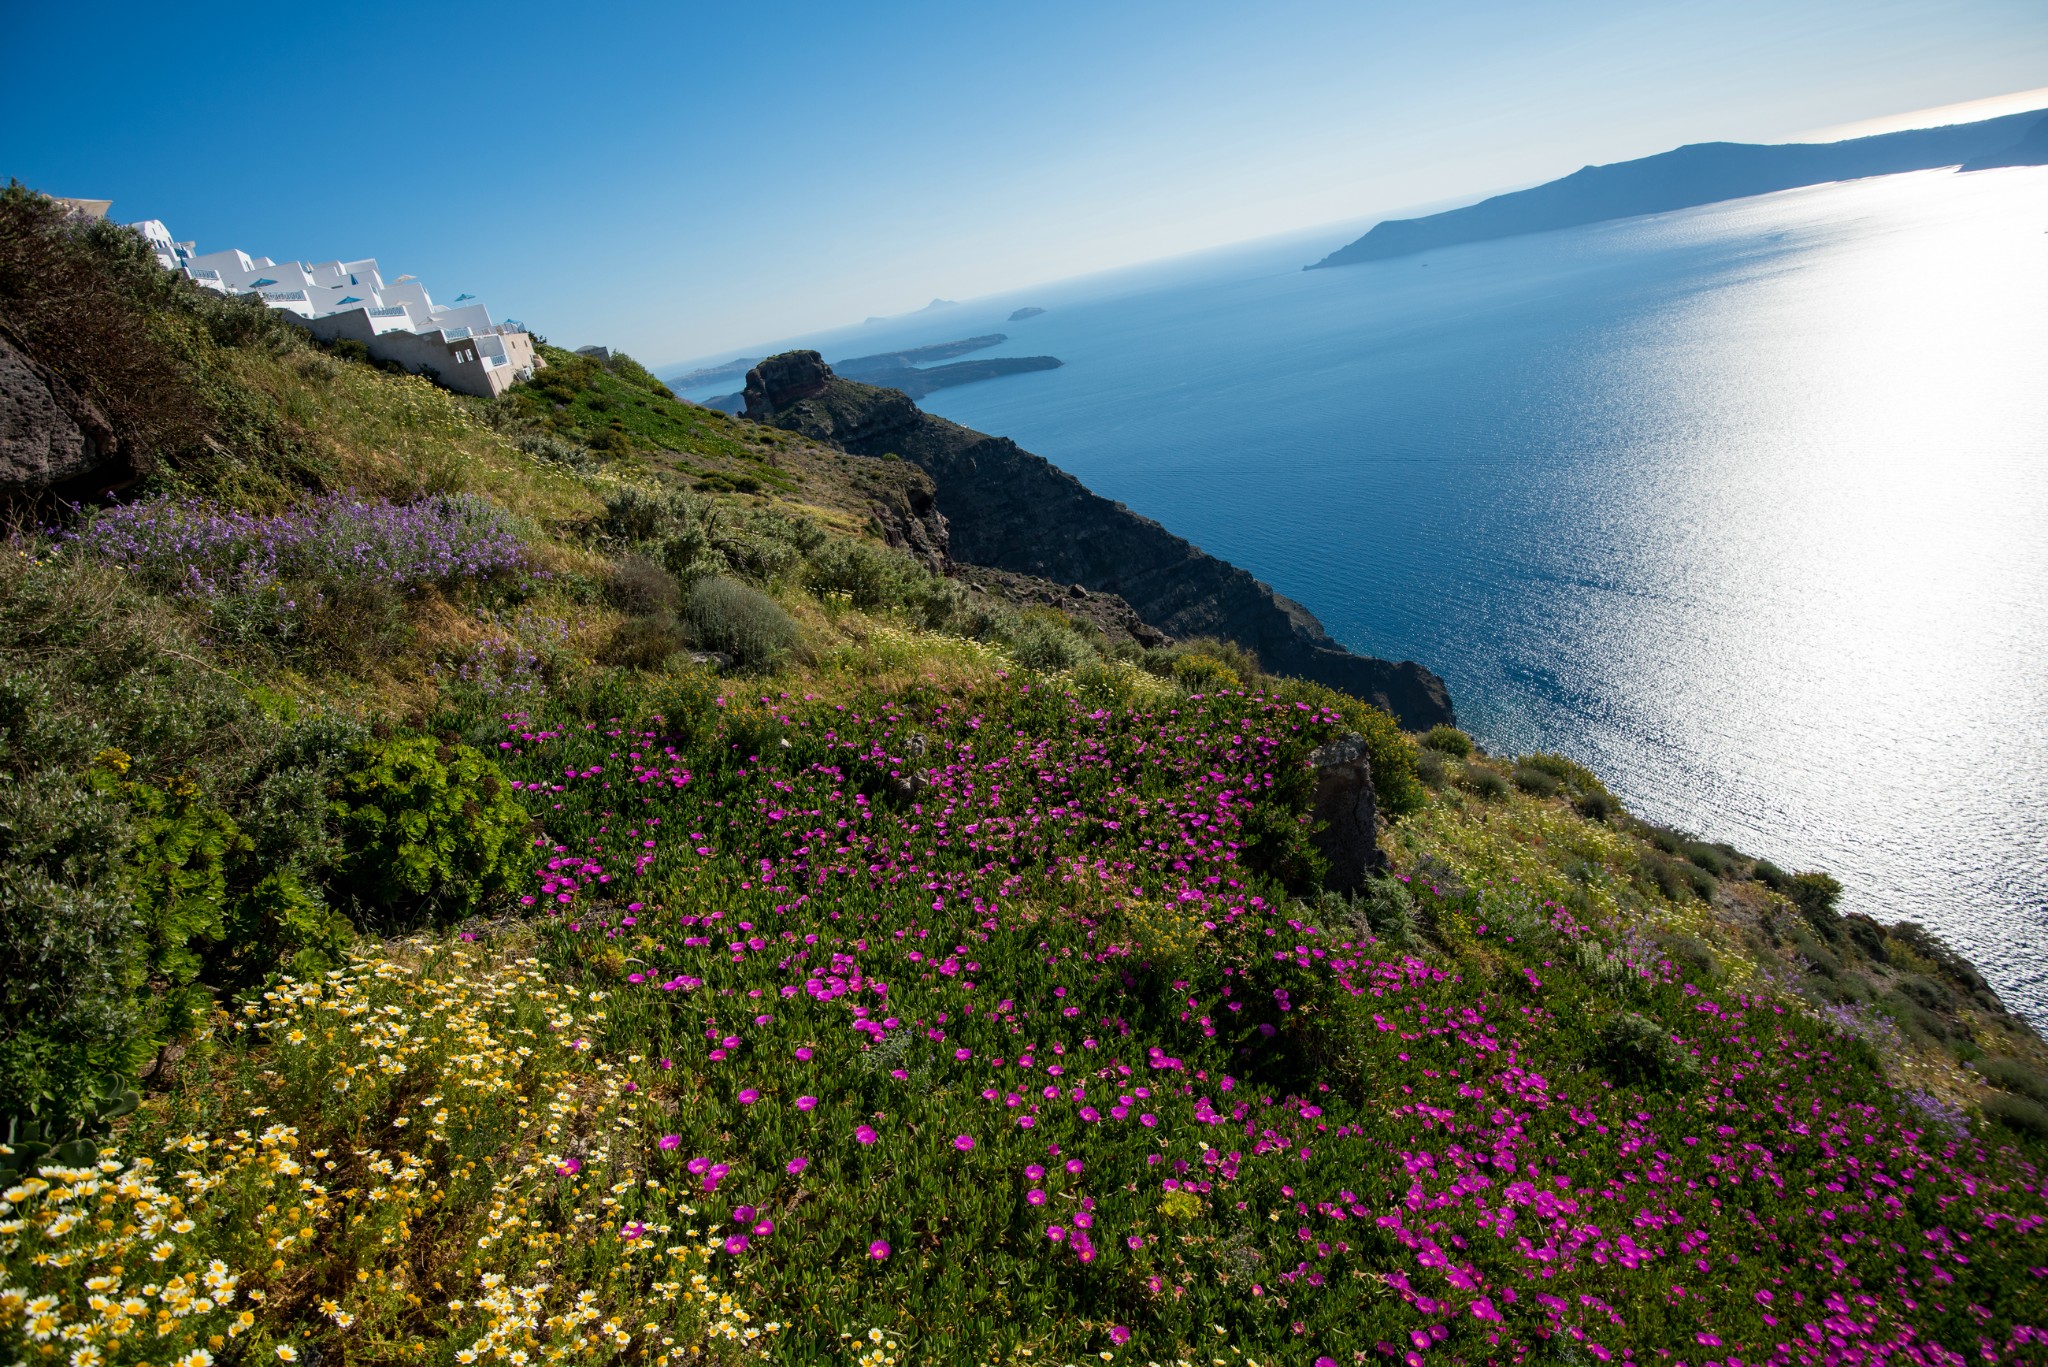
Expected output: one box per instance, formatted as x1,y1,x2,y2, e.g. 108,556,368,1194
683,167,2048,1023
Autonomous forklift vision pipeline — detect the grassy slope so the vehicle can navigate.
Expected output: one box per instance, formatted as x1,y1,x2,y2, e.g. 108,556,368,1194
3,237,2046,1366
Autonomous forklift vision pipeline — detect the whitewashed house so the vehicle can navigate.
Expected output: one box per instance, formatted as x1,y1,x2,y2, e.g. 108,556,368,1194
122,214,541,399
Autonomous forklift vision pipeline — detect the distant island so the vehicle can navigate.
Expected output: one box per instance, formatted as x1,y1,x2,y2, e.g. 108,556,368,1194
864,297,957,324
700,333,1060,411
1008,306,1046,321
666,355,760,389
1309,107,2048,270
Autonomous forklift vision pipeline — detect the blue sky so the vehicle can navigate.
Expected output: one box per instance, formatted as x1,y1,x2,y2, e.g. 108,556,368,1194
4,0,2043,366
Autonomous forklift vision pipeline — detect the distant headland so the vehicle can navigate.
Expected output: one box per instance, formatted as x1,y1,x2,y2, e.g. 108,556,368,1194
1308,108,2048,270
697,333,1060,412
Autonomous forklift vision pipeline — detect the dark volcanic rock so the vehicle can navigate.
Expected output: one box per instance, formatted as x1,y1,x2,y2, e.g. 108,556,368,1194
867,472,950,572
0,321,124,498
742,352,1454,727
741,352,833,414
1308,733,1385,890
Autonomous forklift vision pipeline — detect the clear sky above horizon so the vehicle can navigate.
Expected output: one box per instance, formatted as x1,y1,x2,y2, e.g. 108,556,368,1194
4,0,2043,367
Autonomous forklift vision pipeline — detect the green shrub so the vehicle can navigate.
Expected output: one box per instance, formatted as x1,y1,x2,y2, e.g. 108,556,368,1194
1752,859,1792,892
806,537,912,609
1642,851,1712,904
684,576,800,669
1984,1093,2048,1142
1791,871,1844,922
1576,789,1619,821
603,485,686,543
1638,823,1685,855
1517,751,1600,789
1459,764,1509,801
1976,1058,2048,1107
804,538,961,626
1318,876,1422,949
1657,931,1718,980
0,769,150,1133
1414,747,1447,789
1597,1011,1701,1090
1880,991,1952,1043
603,615,691,669
609,554,681,615
1785,923,1841,978
330,734,531,928
110,770,246,1045
1010,617,1089,673
1897,974,1958,1014
1421,725,1473,757
0,1084,140,1184
1170,652,1242,693
1511,762,1561,797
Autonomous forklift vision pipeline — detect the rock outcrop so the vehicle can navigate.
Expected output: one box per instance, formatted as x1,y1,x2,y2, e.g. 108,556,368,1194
952,564,1171,650
0,320,126,499
865,472,950,572
1308,733,1385,890
743,352,1454,727
741,351,833,414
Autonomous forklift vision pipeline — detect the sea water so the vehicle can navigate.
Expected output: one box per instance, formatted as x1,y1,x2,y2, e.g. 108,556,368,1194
727,168,2048,1022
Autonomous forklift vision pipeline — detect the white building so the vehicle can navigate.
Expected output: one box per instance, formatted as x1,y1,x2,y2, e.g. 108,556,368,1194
124,214,540,400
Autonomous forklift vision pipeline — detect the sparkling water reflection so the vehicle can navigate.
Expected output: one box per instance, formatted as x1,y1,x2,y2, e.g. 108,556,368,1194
917,168,2048,1023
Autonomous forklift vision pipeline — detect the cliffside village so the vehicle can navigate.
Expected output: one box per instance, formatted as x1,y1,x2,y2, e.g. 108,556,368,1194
69,199,541,399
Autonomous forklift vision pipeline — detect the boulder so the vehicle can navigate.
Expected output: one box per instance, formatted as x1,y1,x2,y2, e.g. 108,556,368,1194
1308,732,1385,891
0,322,122,497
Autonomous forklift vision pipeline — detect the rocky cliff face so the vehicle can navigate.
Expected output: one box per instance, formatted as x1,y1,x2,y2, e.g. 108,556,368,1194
743,351,1455,727
863,468,950,572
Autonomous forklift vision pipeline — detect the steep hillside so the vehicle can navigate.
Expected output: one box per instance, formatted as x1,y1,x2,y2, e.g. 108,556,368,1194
3,192,2046,1367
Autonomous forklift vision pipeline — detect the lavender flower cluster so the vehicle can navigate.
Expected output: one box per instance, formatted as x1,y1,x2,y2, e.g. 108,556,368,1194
66,493,526,600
